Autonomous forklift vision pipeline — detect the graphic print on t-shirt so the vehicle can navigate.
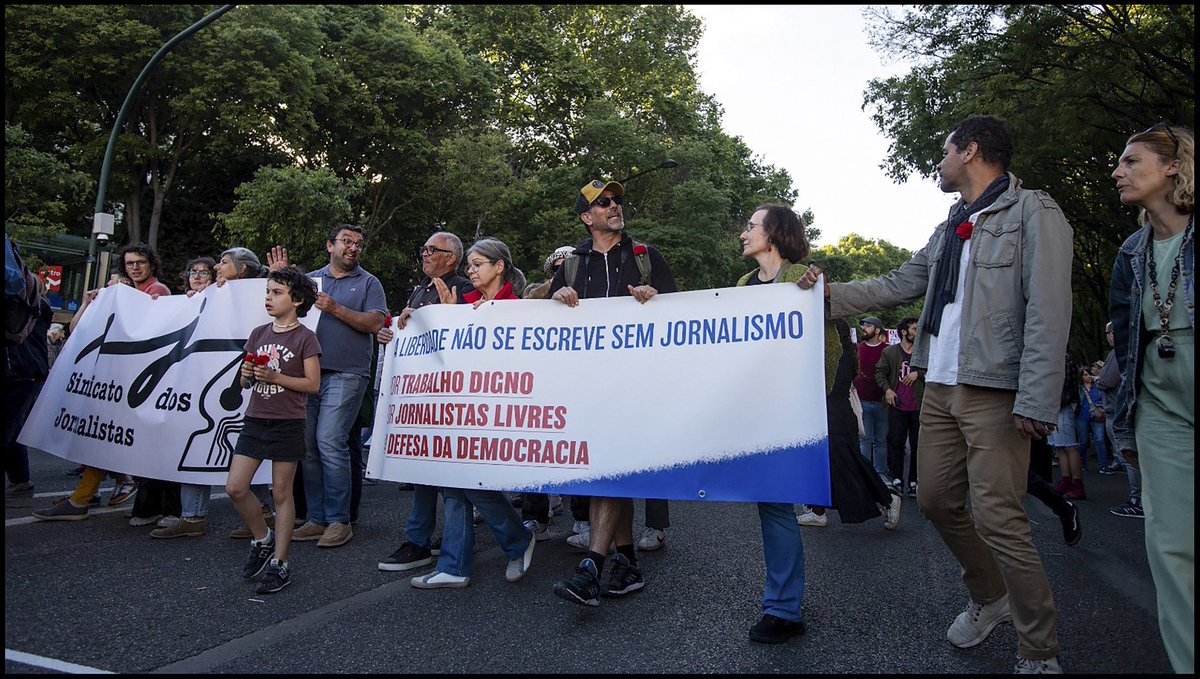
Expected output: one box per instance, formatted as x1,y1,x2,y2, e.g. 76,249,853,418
252,342,295,400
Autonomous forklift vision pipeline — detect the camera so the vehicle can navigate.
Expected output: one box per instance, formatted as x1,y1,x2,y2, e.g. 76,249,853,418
95,233,110,247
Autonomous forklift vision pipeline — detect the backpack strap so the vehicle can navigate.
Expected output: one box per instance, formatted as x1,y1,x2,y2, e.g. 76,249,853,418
562,254,581,290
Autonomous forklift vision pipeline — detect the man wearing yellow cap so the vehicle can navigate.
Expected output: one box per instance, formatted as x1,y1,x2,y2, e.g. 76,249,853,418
551,179,678,606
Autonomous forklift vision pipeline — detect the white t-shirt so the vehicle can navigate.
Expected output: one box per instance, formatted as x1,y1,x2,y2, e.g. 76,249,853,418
925,209,985,386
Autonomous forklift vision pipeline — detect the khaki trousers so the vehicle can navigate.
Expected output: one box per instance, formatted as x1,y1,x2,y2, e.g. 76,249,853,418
916,383,1059,660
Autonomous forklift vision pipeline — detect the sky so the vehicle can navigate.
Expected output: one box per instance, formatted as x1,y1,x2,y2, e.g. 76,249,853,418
687,5,957,252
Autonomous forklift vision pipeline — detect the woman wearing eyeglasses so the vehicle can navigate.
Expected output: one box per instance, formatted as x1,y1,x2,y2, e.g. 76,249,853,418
408,237,537,589
180,256,216,295
1109,123,1194,673
736,204,900,645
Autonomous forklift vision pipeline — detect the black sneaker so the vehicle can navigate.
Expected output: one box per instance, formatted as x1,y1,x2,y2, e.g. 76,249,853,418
749,614,807,644
242,534,276,579
600,553,645,598
377,542,433,572
256,559,291,594
1109,499,1145,519
553,558,601,606
1059,501,1082,547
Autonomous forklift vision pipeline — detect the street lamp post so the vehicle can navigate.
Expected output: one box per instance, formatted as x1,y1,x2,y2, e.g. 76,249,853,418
85,4,236,291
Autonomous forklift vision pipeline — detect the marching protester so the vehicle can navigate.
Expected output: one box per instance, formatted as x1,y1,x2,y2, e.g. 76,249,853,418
180,256,216,295
1097,321,1143,518
1109,122,1194,673
375,231,471,573
735,203,890,643
228,266,322,594
799,115,1071,673
269,225,388,549
408,237,537,589
159,248,274,539
4,237,51,501
855,316,890,479
876,316,923,496
549,178,678,607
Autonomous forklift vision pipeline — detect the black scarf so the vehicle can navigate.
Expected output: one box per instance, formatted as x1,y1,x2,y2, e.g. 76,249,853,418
923,174,1010,337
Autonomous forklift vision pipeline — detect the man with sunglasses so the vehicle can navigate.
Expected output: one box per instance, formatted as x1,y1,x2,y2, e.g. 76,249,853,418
268,224,388,549
550,179,678,607
375,231,472,573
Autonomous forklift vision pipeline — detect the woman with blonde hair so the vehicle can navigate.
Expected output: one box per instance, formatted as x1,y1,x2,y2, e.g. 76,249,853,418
1109,123,1194,672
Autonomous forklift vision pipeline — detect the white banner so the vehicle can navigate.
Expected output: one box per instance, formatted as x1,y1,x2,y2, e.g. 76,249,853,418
366,284,832,505
19,280,321,485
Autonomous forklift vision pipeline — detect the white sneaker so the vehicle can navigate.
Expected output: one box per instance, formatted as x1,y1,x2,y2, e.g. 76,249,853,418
1014,656,1062,674
636,527,666,551
523,519,550,541
883,494,901,530
946,595,1012,648
505,534,536,582
566,521,590,551
797,508,827,527
410,570,470,589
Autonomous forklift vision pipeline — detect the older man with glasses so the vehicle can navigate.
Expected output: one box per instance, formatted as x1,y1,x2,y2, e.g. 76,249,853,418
373,230,474,573
268,224,388,549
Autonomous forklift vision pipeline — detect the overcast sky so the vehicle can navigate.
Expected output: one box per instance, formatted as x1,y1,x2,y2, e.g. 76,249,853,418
688,5,957,252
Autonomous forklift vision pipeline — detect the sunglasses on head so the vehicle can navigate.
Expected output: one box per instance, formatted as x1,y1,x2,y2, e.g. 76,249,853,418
1145,122,1180,150
592,195,624,208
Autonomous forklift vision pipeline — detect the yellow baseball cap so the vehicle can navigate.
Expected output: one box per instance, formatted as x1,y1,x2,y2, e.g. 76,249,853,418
575,179,624,214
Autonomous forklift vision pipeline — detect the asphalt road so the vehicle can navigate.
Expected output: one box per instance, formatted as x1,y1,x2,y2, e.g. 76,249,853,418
5,447,1174,674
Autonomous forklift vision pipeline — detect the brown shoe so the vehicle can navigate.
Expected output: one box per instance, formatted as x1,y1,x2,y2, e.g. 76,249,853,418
151,517,207,539
229,507,275,539
317,522,353,548
293,521,326,541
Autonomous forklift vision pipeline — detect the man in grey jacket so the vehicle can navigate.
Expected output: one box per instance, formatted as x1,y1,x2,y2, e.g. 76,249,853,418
799,116,1072,674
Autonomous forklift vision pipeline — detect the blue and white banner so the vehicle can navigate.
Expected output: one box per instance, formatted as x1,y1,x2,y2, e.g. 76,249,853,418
366,283,831,505
19,280,321,485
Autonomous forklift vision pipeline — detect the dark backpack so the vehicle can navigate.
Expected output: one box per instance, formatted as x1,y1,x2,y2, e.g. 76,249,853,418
561,239,652,290
4,236,43,346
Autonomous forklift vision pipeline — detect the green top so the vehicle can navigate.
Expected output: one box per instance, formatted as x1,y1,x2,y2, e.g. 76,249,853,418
737,260,842,395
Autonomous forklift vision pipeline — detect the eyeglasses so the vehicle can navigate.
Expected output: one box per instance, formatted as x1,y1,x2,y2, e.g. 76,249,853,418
592,195,624,208
1145,122,1180,152
419,245,453,256
335,238,365,250
188,270,213,278
125,259,149,268
742,221,765,234
465,259,496,272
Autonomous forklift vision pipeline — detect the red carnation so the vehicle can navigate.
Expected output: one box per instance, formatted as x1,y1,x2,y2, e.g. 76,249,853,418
254,354,271,366
384,315,392,328
243,353,257,363
633,244,648,256
956,221,974,240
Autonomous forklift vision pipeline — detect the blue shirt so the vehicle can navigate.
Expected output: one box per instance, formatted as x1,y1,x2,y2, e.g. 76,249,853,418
307,264,388,376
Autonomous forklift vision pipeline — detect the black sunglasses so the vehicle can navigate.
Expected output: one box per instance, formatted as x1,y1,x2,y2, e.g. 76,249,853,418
592,195,624,208
1146,122,1180,151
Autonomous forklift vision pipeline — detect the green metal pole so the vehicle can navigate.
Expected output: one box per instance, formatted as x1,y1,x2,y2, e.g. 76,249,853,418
85,4,236,290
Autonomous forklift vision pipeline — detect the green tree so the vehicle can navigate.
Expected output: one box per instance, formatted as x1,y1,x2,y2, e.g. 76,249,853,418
862,4,1194,359
810,234,923,328
4,122,93,243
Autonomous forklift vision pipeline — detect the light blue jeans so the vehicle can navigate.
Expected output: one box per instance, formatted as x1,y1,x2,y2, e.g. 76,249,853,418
438,488,531,578
859,400,889,477
1107,416,1141,501
303,372,367,526
405,484,440,548
180,483,271,518
758,502,806,623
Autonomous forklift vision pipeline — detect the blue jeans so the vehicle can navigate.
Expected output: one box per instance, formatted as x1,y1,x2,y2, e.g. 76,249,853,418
1075,416,1111,469
438,488,531,577
303,372,367,526
182,482,270,518
405,484,440,548
1107,417,1141,501
860,400,889,476
758,502,806,623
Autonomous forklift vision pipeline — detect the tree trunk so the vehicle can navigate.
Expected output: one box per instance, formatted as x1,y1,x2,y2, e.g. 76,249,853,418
126,188,142,244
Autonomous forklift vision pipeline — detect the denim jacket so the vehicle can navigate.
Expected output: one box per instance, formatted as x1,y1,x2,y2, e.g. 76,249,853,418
1108,222,1195,453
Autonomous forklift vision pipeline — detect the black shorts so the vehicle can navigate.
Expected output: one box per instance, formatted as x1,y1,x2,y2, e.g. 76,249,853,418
234,417,306,463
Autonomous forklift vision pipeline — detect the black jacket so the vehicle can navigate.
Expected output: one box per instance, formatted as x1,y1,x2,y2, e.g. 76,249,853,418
548,233,676,300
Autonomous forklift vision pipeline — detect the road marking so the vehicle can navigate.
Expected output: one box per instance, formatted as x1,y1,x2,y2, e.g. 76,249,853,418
5,648,114,674
5,492,229,528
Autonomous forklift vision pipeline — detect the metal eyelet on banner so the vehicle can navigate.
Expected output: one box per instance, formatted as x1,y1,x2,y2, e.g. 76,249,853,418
697,490,706,499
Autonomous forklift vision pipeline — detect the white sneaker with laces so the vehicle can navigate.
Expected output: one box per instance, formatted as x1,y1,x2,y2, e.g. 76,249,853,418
883,494,901,530
946,594,1012,648
566,521,590,551
636,527,666,551
797,508,827,527
410,571,470,589
1014,656,1062,674
523,519,550,541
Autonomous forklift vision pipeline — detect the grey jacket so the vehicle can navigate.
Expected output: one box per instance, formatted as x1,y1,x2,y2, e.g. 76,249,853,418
829,173,1074,423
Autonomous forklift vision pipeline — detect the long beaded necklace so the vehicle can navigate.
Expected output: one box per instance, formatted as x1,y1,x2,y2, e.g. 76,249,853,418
1146,215,1193,359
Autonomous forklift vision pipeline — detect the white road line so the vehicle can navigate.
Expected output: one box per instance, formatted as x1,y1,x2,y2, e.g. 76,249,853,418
6,492,229,528
5,648,114,674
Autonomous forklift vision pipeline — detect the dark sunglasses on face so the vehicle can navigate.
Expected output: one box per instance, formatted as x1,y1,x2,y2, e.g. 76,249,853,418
592,195,624,208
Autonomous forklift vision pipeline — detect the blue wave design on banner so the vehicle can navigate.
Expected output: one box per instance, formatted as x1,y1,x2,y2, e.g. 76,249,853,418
519,439,831,505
